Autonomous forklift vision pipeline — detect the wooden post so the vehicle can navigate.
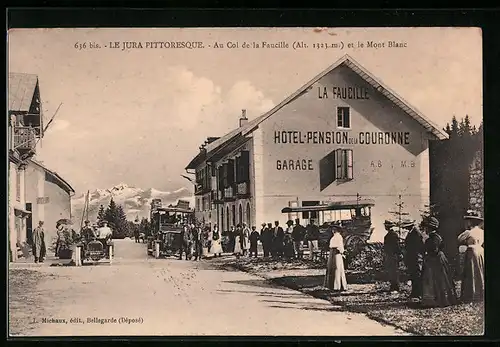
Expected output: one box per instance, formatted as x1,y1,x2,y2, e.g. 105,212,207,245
75,245,82,266
155,241,160,259
108,244,113,264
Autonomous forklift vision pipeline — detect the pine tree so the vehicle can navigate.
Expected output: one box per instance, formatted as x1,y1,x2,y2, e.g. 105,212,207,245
97,205,106,224
105,198,118,230
450,116,459,138
458,118,465,137
115,205,128,238
464,115,472,135
444,123,452,136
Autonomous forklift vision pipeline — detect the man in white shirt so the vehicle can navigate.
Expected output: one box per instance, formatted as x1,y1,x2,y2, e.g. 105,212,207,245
97,221,113,239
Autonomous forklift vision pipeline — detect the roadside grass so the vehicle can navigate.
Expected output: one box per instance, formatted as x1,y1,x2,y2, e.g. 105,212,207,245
222,256,484,336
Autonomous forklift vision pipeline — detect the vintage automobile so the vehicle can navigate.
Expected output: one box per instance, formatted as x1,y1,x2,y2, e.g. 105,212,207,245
281,198,376,265
76,231,113,265
147,203,195,259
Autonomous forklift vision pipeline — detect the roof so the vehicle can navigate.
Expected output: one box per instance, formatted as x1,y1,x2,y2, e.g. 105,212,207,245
186,54,449,170
281,199,376,213
9,73,39,112
28,159,75,194
153,206,193,214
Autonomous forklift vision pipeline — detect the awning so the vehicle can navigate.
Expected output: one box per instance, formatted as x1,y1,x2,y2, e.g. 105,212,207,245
14,207,32,218
281,199,375,213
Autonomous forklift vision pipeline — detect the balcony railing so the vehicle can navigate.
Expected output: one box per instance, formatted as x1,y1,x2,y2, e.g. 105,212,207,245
212,190,224,204
12,126,36,155
236,181,250,197
224,185,236,201
194,184,203,195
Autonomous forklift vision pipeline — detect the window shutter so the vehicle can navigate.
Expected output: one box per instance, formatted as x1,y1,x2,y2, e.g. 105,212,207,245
343,108,350,128
222,163,228,188
240,150,250,182
336,149,343,179
235,156,241,183
227,159,235,185
347,149,353,180
319,150,336,191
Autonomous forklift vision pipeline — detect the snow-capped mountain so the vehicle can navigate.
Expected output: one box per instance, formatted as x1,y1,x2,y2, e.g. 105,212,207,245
71,183,194,223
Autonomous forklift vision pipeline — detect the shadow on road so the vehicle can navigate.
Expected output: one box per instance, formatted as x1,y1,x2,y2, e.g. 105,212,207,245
217,288,305,298
267,304,343,312
222,278,289,290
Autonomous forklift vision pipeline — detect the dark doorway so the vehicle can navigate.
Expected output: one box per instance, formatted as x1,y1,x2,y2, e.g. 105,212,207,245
25,203,33,245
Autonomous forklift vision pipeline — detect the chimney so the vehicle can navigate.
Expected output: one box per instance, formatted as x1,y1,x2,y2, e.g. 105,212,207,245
239,109,248,127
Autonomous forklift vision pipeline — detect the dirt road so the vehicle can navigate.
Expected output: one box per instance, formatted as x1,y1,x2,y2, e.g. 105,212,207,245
9,239,406,336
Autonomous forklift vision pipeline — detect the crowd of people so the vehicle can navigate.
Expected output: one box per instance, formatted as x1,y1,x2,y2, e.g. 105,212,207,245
322,209,484,308
28,219,114,263
177,219,324,261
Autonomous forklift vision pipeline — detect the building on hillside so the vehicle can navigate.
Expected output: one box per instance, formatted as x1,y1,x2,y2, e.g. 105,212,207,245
8,72,44,261
24,159,75,254
185,54,448,240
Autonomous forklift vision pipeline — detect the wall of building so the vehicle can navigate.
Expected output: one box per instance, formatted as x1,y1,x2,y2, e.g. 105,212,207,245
254,65,432,241
25,162,73,252
469,147,484,215
8,161,25,261
208,139,256,232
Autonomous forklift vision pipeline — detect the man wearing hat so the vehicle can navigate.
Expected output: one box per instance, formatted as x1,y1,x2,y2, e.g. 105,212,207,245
305,219,320,260
260,223,272,258
383,220,401,293
32,221,46,263
272,221,285,259
457,210,484,303
292,218,306,260
249,226,260,258
81,220,95,243
404,220,425,300
97,220,113,240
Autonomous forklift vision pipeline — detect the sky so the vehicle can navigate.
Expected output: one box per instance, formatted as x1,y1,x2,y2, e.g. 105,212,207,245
8,27,482,196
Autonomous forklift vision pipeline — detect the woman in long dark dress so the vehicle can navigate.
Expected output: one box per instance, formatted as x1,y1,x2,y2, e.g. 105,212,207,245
421,217,457,308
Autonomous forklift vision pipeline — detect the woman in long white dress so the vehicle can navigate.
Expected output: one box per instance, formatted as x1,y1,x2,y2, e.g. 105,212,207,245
324,224,348,292
242,223,251,256
233,225,242,257
211,224,223,257
457,210,484,302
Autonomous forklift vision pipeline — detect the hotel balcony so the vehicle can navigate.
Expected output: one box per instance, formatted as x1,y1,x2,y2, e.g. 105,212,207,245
223,185,236,202
194,184,203,195
12,126,37,157
195,183,213,196
212,190,224,204
236,181,251,198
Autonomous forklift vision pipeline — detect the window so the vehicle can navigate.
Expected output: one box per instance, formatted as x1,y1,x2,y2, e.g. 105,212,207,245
239,204,243,225
302,201,320,220
236,151,250,183
335,149,353,180
246,203,251,226
16,170,21,202
232,205,236,226
337,107,351,128
288,201,299,221
226,206,230,230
